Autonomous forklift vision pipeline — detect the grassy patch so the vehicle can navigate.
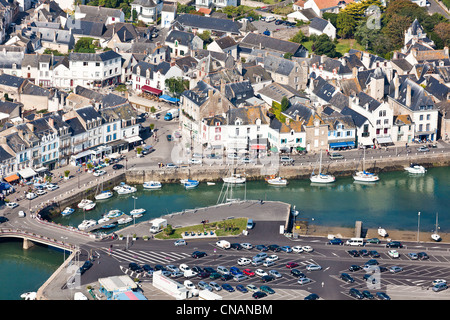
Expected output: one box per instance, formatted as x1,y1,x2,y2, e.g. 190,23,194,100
154,218,248,240
335,39,365,55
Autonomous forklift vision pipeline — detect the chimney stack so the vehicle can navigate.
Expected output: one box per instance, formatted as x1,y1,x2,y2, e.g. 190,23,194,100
406,83,412,107
393,73,400,100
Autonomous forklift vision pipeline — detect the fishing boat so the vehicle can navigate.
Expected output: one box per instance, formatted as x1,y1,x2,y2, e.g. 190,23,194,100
267,176,288,186
310,150,335,184
117,216,133,225
353,149,379,182
106,209,124,219
77,199,94,209
78,219,97,231
95,190,113,200
404,163,426,174
378,227,388,238
130,208,146,216
431,213,441,242
20,292,36,300
184,179,199,189
116,184,137,195
143,181,162,189
223,174,246,184
61,207,75,216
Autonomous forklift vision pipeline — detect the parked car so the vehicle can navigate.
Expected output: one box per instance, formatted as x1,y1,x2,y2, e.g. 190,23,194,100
329,152,344,159
280,156,294,164
304,293,319,300
174,239,186,246
243,269,255,276
252,291,267,299
362,290,374,299
6,202,18,208
418,252,429,260
191,251,207,258
329,238,343,245
389,266,403,273
241,243,253,250
166,134,172,141
290,269,305,278
386,241,403,248
432,282,448,292
349,288,364,299
93,170,106,177
376,292,391,300
233,274,248,282
292,246,303,253
26,192,37,200
236,284,248,293
340,273,355,283
286,262,299,268
198,281,212,291
237,257,252,266
112,164,123,170
302,246,314,252
306,264,322,271
246,284,259,292
260,285,275,294
222,283,235,292
388,250,399,258
298,277,312,285
408,252,418,260
366,238,380,244
417,146,429,152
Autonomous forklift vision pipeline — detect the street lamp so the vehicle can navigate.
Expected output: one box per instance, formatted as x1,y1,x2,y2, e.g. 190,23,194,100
417,211,421,243
61,236,68,261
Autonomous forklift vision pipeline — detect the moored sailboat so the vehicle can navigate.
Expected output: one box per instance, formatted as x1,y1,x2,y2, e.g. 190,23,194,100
310,150,335,184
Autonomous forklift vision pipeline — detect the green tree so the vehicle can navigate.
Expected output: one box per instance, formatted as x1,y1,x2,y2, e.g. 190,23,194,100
74,37,99,53
337,12,358,39
281,96,290,112
289,30,308,43
322,12,338,27
382,14,413,50
165,77,189,96
313,34,339,58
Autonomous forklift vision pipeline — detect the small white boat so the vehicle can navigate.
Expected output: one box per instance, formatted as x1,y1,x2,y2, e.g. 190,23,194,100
184,179,199,189
267,176,288,186
106,209,124,219
21,292,36,300
117,216,133,225
404,163,426,174
378,227,388,238
61,207,75,216
98,216,110,224
310,151,335,184
353,171,379,182
95,190,113,200
116,185,137,195
130,208,146,216
83,202,96,211
143,181,162,189
207,182,216,186
431,213,441,242
223,174,246,184
78,199,94,209
78,219,97,231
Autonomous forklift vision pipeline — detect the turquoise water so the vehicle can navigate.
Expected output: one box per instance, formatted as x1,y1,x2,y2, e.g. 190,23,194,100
2,166,449,300
0,240,64,300
52,166,450,233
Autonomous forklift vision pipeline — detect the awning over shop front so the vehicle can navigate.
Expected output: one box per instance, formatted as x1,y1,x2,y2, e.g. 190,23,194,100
4,174,19,182
377,136,393,144
141,85,162,96
250,144,266,150
125,136,142,143
329,141,355,148
18,167,37,179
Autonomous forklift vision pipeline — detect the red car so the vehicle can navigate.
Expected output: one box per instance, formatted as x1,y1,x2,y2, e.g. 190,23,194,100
286,262,299,268
243,268,255,276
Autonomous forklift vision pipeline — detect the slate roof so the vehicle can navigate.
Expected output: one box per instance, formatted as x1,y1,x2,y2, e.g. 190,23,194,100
311,76,336,102
165,30,196,47
69,50,121,62
215,36,237,50
240,33,305,56
328,91,349,111
65,116,87,136
0,146,14,162
282,103,313,122
309,17,330,32
356,91,381,112
389,77,435,111
102,93,128,108
264,55,296,76
227,105,269,125
76,106,102,122
0,74,26,88
220,81,255,107
65,18,106,37
174,14,241,34
340,106,369,128
425,76,449,101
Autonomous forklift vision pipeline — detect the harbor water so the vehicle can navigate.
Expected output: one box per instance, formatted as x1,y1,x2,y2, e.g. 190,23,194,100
1,166,449,299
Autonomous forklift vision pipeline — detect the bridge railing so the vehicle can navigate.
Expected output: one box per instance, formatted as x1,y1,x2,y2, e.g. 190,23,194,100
0,227,77,251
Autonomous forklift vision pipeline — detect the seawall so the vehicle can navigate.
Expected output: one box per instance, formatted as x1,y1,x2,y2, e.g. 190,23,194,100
124,150,450,184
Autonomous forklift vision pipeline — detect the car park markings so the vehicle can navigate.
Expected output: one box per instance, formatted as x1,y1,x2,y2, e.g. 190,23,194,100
101,248,191,265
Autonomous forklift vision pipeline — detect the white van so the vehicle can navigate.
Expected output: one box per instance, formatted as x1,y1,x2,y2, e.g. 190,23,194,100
216,240,230,249
346,238,364,246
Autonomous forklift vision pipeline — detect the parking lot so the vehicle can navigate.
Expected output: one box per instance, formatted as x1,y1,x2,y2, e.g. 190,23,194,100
97,231,450,300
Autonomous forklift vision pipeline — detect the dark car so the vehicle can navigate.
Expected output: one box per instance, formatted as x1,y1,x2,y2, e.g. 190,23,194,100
192,266,203,273
154,264,165,271
260,285,275,294
363,274,378,284
362,290,374,299
359,249,369,257
255,245,268,251
204,267,216,273
142,264,153,272
291,269,305,278
236,284,248,293
222,283,235,292
192,251,207,258
128,262,142,272
268,244,281,252
366,238,380,244
197,272,210,279
386,241,403,248
167,134,172,141
220,274,233,281
365,259,379,266
349,288,364,299
376,292,391,300
0,216,8,223
340,273,355,283
369,250,380,258
304,293,319,300
418,252,429,260
261,275,274,283
112,164,123,170
252,291,267,299
274,19,283,25
347,250,360,257
230,243,242,250
349,265,362,272
329,238,343,245
79,260,93,274
209,272,221,280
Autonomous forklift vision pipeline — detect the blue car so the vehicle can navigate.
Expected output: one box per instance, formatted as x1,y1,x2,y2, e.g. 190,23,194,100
230,267,243,276
236,284,248,293
222,283,235,292
280,246,292,253
329,238,343,245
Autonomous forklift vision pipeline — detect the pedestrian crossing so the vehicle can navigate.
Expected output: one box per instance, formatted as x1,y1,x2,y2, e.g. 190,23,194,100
100,247,191,266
